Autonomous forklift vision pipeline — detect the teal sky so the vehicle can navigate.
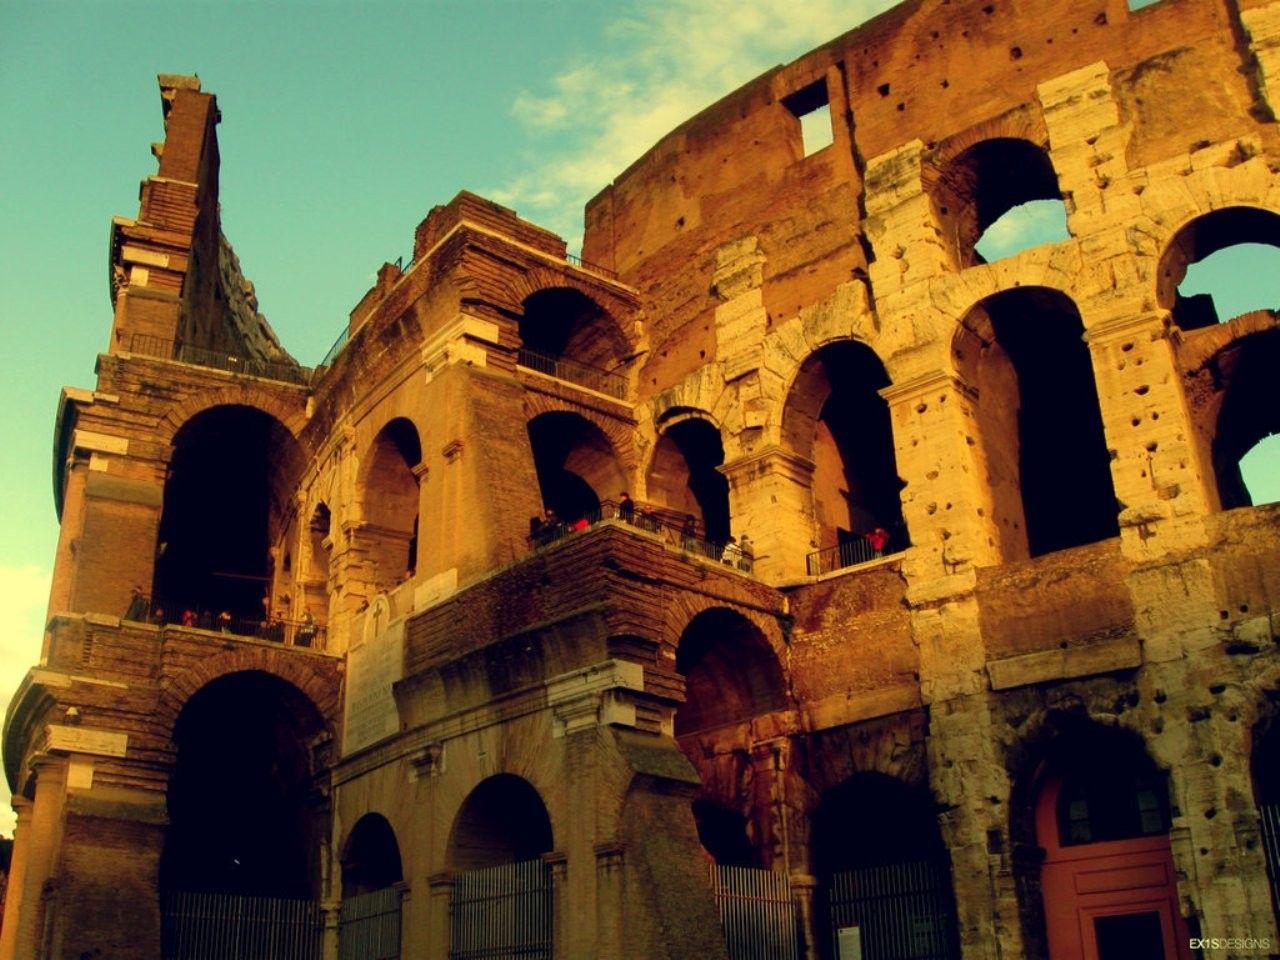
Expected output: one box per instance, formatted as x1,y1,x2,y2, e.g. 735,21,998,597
0,0,1276,831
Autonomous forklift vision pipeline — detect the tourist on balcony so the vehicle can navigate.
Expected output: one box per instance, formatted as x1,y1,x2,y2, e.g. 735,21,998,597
181,608,197,627
738,533,754,571
866,526,889,557
125,585,148,622
721,536,743,567
217,609,232,633
681,514,698,552
619,492,635,524
298,610,317,648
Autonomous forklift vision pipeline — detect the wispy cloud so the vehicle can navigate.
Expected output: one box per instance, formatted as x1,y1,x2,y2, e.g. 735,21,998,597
490,0,897,244
0,564,50,836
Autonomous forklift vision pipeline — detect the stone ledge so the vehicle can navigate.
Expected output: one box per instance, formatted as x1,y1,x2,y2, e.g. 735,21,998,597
986,635,1142,691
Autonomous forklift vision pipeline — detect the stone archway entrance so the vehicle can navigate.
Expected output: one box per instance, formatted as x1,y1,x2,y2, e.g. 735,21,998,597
1036,741,1190,960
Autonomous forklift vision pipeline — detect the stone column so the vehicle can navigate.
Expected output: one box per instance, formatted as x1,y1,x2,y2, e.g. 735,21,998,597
594,842,626,960
0,798,34,960
426,872,453,960
883,370,1006,578
721,445,815,581
7,758,68,960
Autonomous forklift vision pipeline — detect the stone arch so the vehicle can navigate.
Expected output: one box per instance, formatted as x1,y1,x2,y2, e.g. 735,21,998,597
671,606,790,737
157,383,308,448
1155,205,1280,330
522,391,636,471
526,409,629,523
1182,324,1280,509
779,338,908,560
341,812,404,896
503,264,638,347
645,414,731,543
446,773,555,872
660,593,786,663
926,130,1062,269
153,404,306,620
1005,710,1186,960
159,669,331,904
357,416,423,590
156,647,340,741
952,286,1118,559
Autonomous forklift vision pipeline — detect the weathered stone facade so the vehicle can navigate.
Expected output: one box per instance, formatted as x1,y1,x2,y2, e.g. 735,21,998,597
3,2,1280,958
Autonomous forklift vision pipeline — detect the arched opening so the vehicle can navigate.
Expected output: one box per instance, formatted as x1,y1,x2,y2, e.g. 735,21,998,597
153,405,302,622
646,416,731,543
304,503,332,628
811,773,960,960
518,287,625,373
1209,329,1280,509
446,775,554,959
1158,207,1280,331
340,813,403,960
1015,721,1189,960
954,288,1118,559
783,341,907,568
526,411,625,525
692,797,758,868
675,608,787,737
160,672,324,916
361,418,421,593
1252,713,1280,927
933,138,1064,267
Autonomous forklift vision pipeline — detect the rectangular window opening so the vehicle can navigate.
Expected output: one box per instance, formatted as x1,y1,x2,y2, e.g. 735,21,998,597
783,80,834,158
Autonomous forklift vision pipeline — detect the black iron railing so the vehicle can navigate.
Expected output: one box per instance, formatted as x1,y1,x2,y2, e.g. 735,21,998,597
126,334,311,386
449,859,551,960
806,537,902,577
517,347,627,400
528,500,755,574
124,595,326,650
564,251,619,281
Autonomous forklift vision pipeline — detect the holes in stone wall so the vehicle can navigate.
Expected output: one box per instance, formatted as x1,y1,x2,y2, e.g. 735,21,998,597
783,79,834,158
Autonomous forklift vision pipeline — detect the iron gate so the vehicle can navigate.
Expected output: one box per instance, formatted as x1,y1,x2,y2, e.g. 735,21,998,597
448,859,551,960
827,859,960,960
161,890,322,960
1261,804,1280,925
711,864,801,960
339,886,402,960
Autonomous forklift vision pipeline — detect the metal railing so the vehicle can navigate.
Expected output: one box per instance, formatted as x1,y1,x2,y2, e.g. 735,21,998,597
711,864,801,960
564,251,619,281
317,325,351,372
516,347,627,400
339,887,402,960
124,595,326,650
1262,803,1280,928
449,859,551,960
528,500,755,574
161,890,322,960
126,334,311,385
827,859,960,960
806,537,903,577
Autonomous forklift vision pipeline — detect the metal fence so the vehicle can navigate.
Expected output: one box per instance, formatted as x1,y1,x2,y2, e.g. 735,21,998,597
1261,803,1280,926
527,500,755,574
827,859,960,960
711,864,801,960
161,890,322,960
127,334,311,385
339,886,402,960
564,251,619,281
517,347,627,400
449,859,552,960
125,595,326,650
807,538,901,577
